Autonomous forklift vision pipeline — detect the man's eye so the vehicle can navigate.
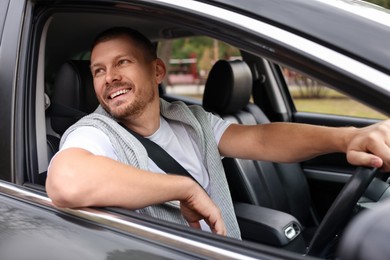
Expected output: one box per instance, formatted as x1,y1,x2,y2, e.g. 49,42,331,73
118,59,129,65
93,68,104,77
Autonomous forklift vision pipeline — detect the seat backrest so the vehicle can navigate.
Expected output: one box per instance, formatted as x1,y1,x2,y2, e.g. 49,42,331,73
202,59,315,227
40,60,98,186
50,60,99,136
46,60,99,163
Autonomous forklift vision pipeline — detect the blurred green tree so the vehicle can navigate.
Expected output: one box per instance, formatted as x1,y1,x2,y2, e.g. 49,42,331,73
364,0,390,8
170,36,240,72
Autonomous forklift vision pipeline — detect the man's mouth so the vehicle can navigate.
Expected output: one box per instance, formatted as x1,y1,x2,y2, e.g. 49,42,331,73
109,89,130,99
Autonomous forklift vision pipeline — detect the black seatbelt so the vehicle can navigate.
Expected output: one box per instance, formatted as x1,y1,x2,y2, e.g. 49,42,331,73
119,123,200,185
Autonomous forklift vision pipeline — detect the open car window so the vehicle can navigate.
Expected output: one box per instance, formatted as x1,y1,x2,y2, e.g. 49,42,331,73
158,37,242,101
281,67,388,120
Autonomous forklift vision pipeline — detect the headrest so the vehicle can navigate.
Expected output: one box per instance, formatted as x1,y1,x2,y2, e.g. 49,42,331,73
50,60,99,135
203,60,252,114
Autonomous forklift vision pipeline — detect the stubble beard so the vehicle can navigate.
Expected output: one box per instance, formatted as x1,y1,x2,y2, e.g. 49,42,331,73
101,82,156,121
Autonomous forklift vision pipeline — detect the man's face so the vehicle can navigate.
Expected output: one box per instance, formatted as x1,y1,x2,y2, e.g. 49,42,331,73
90,35,163,120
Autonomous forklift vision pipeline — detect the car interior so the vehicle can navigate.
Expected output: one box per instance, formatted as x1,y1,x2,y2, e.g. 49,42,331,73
24,4,390,259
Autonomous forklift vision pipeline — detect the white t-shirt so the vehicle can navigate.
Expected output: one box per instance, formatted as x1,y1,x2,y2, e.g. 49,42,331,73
60,112,232,232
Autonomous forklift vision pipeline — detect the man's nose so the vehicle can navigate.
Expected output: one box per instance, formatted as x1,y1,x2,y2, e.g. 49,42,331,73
105,68,121,84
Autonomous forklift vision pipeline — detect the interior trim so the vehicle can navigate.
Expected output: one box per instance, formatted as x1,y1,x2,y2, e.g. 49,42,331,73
36,17,53,174
304,169,351,183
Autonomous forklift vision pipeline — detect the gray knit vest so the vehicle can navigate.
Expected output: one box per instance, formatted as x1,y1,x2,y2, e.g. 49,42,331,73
60,99,241,239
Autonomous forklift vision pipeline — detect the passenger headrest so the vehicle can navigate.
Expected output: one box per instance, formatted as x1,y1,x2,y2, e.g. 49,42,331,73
203,60,252,114
50,60,99,135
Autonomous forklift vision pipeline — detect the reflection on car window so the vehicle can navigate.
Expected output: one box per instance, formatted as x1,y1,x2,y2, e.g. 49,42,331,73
281,67,387,119
157,36,241,100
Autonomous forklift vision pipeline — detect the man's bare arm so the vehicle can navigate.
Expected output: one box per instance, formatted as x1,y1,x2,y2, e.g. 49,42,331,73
46,148,226,235
219,120,390,171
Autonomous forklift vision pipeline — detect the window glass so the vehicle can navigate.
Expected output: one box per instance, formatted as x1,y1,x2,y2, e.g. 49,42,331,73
157,36,241,100
281,67,387,119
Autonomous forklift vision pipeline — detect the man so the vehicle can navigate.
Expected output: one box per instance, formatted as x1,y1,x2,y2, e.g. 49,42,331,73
47,27,390,239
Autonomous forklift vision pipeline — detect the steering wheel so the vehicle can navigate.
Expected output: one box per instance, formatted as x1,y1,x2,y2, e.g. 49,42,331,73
306,167,378,257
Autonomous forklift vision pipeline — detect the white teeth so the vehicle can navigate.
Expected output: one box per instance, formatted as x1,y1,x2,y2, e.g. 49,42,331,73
110,89,130,99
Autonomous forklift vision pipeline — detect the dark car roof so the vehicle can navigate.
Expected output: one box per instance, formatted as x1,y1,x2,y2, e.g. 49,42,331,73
210,0,390,74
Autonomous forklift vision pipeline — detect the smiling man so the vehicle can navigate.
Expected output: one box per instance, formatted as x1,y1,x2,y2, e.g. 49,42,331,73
46,27,390,240
90,29,160,126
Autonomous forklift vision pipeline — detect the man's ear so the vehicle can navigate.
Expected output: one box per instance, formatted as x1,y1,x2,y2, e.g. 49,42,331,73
155,58,166,84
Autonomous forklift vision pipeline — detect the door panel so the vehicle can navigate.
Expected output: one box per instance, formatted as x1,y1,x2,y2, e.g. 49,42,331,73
274,65,387,218
293,112,380,217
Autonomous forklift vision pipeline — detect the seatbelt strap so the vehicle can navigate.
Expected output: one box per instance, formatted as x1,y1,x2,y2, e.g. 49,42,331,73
119,123,200,185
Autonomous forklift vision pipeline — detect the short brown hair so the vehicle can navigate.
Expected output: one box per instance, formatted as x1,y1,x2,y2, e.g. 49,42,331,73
91,27,157,61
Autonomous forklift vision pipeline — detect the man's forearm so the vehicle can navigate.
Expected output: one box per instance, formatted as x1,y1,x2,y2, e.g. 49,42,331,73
46,148,197,209
47,147,227,235
221,122,356,163
257,122,354,162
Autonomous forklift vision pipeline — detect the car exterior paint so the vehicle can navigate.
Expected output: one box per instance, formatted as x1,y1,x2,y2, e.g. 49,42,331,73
0,0,389,259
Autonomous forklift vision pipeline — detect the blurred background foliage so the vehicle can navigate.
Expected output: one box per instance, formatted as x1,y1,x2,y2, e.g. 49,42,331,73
167,0,389,68
364,0,390,8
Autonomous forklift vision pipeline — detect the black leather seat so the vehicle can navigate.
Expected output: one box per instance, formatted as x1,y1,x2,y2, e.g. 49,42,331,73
50,60,99,136
202,59,319,243
42,60,99,185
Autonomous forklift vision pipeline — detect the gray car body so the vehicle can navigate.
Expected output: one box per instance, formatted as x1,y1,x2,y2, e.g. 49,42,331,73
0,0,390,259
